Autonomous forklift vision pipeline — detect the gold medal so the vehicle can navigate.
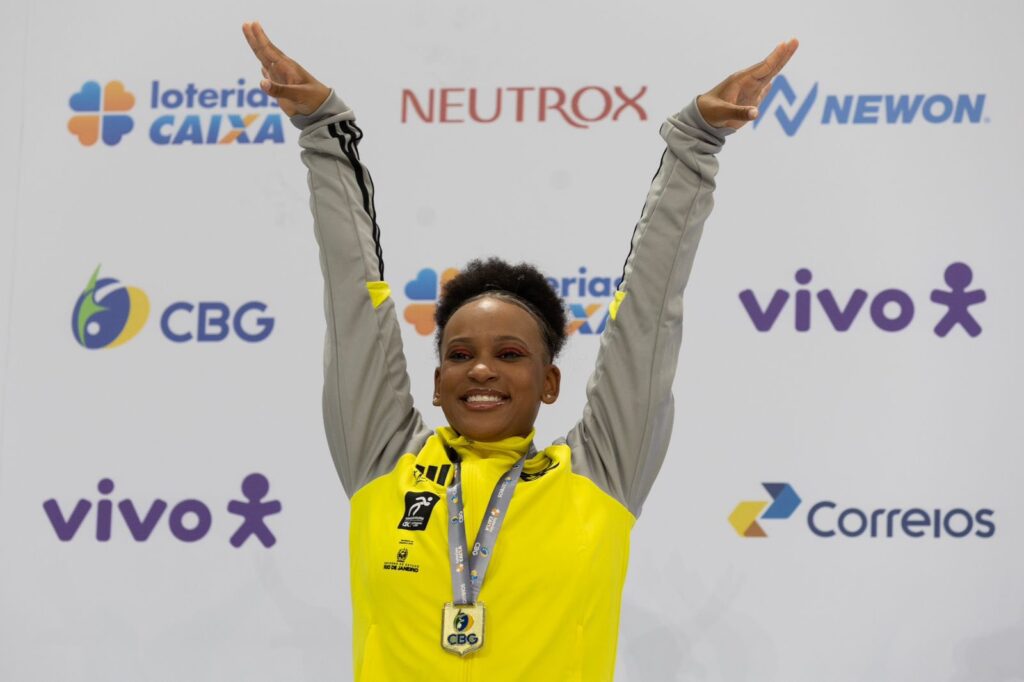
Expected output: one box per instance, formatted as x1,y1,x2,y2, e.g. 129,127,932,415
441,602,485,655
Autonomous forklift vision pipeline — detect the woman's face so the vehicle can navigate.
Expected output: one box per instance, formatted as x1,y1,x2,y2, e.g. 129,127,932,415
434,296,560,442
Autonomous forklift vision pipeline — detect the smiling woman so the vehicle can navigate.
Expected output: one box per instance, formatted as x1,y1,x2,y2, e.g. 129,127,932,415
242,20,797,681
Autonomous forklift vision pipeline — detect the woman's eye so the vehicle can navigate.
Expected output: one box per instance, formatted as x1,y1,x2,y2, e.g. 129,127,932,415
448,350,471,361
499,349,525,359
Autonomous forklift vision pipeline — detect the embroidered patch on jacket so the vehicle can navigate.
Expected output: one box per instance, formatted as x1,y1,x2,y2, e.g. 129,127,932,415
397,491,440,531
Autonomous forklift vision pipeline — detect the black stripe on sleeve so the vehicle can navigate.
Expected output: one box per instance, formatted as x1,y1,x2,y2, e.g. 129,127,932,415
326,121,386,281
618,149,669,286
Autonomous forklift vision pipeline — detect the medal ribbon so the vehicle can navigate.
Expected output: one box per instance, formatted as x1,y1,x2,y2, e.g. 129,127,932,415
445,447,526,605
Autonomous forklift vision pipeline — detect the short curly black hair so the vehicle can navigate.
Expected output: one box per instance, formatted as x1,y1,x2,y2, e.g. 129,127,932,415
435,258,568,361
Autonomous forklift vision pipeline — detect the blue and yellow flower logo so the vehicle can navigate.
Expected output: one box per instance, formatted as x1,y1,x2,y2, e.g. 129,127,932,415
71,266,149,349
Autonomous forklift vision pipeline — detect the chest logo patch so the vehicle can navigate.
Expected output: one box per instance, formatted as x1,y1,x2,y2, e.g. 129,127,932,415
398,491,440,531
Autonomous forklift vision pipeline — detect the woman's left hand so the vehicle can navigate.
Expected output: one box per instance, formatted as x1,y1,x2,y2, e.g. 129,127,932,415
697,38,799,129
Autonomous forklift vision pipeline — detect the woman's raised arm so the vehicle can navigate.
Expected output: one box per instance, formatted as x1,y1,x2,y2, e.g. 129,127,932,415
243,22,430,497
565,40,798,519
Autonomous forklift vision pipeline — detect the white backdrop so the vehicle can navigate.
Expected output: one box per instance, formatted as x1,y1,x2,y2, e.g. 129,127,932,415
1,1,1022,680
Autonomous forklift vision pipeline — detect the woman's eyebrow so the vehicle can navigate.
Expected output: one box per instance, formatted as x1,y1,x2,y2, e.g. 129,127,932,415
444,335,530,347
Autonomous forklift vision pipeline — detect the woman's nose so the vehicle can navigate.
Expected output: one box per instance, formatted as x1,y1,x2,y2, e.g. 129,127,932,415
467,360,497,382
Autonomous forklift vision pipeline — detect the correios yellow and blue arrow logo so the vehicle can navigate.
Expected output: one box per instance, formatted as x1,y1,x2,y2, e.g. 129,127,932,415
729,483,801,537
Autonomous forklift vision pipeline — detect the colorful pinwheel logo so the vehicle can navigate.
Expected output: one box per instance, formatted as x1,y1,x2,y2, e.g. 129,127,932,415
403,267,459,335
68,81,135,146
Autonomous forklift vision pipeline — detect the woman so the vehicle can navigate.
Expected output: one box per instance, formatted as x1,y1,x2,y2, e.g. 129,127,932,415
243,22,796,680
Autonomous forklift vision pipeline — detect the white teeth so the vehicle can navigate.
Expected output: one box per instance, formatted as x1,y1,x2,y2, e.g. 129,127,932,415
465,395,504,403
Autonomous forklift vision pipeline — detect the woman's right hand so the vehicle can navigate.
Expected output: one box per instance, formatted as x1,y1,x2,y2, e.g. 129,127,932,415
242,22,331,117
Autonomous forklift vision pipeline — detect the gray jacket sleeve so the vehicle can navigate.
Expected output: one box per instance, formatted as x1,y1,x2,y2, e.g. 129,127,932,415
294,92,431,498
565,99,731,518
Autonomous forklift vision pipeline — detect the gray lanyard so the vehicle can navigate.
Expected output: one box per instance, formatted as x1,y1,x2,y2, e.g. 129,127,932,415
445,448,526,605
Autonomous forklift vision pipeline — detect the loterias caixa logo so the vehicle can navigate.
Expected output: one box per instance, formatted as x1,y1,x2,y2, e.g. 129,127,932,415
730,482,995,540
67,78,285,147
752,75,987,137
402,266,623,337
72,265,275,348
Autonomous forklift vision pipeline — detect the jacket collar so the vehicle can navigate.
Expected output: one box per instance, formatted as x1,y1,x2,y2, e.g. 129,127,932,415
435,426,537,463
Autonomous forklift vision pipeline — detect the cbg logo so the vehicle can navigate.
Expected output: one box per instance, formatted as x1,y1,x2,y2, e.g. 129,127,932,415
730,482,996,540
43,473,281,547
753,75,987,136
68,78,284,147
729,483,802,537
71,265,275,347
68,80,135,146
402,266,622,336
739,263,985,336
72,265,150,349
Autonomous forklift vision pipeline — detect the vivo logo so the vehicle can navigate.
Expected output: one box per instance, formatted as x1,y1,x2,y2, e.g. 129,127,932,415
739,264,985,336
43,474,281,547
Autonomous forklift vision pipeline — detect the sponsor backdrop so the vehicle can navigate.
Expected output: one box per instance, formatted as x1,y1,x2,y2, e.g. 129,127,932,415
1,0,1022,680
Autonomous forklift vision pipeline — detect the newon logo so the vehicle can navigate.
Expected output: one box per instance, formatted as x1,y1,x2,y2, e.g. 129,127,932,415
730,482,996,540
402,86,648,128
753,75,987,136
739,263,985,336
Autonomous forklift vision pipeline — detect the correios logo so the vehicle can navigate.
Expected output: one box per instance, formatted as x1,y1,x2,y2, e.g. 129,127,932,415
730,482,996,540
729,483,802,537
753,75,987,136
68,80,135,146
402,266,622,336
72,265,275,347
68,78,284,147
402,86,648,128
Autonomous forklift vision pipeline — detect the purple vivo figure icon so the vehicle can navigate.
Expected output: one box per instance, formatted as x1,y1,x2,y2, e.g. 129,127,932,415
930,263,985,337
227,473,282,548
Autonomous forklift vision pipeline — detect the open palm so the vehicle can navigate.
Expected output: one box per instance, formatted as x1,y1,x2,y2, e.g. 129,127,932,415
242,22,330,117
698,39,799,129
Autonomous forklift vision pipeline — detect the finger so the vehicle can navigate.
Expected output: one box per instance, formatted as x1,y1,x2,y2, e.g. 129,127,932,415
742,38,799,82
246,21,287,69
704,96,759,125
759,38,799,80
260,78,307,102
